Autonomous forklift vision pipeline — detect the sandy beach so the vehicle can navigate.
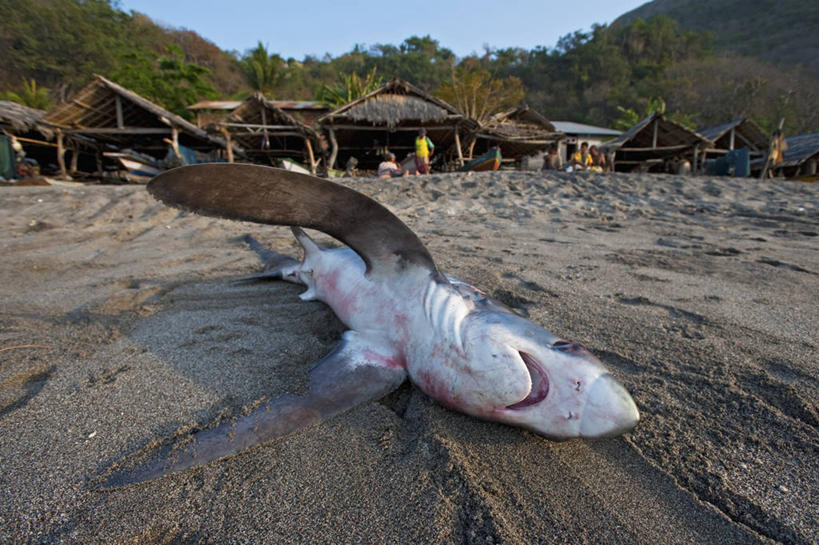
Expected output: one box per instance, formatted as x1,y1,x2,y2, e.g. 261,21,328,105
1,170,816,544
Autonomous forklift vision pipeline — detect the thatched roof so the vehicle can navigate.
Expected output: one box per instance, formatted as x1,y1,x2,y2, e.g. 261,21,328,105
699,117,768,151
472,105,563,160
44,75,223,153
480,105,560,139
319,78,466,128
0,100,52,137
779,132,819,168
218,93,318,159
601,113,710,152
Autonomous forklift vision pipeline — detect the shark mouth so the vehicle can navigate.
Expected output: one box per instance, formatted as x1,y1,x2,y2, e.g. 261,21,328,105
506,351,550,410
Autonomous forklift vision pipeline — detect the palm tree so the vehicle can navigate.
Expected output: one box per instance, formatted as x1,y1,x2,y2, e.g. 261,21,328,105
1,79,53,110
241,42,285,96
318,67,382,108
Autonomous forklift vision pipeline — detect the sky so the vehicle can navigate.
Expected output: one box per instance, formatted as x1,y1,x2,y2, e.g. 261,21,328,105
119,0,649,60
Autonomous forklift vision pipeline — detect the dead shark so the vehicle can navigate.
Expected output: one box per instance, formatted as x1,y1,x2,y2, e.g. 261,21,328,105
105,163,638,486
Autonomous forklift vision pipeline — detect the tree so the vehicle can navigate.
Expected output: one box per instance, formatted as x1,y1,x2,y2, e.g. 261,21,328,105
110,45,218,119
241,42,286,96
436,69,525,123
0,79,54,110
317,67,383,108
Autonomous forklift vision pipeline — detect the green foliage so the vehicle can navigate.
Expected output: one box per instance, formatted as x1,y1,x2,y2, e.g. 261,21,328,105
436,69,525,123
0,79,54,110
1,2,817,135
241,42,286,95
318,67,383,108
110,45,218,119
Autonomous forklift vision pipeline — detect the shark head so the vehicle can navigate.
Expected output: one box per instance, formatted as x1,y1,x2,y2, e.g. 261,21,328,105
460,311,640,439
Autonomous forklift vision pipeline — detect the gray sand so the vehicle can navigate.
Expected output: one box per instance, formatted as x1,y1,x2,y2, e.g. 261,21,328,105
0,171,816,544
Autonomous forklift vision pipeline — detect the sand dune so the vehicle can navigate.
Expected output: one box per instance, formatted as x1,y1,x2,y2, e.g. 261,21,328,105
1,171,816,544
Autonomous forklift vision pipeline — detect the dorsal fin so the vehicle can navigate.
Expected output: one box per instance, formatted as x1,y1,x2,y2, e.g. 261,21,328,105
147,164,437,275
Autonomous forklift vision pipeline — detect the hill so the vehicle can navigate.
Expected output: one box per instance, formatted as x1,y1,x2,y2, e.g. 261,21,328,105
615,0,819,73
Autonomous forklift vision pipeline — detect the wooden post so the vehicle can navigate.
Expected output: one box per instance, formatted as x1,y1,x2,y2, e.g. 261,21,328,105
328,127,338,169
729,127,735,150
261,107,269,149
468,139,476,161
95,148,103,178
454,127,464,167
171,126,181,161
652,119,658,149
304,138,317,174
115,95,124,129
69,147,78,175
56,128,67,179
692,144,698,174
221,127,234,163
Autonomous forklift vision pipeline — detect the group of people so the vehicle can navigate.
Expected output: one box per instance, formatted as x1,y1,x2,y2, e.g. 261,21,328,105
377,128,435,178
542,141,610,172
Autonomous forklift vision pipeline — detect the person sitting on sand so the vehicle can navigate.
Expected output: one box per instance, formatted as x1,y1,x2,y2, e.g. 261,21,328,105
589,145,606,172
377,152,405,178
414,128,434,174
542,144,563,171
569,142,593,171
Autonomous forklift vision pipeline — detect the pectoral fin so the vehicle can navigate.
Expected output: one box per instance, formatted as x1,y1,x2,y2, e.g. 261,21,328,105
101,333,406,487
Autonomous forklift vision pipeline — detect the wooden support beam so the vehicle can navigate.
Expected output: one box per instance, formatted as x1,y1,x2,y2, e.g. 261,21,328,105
115,95,124,129
692,144,699,173
304,138,317,174
221,127,234,163
217,122,304,130
729,127,735,150
171,126,181,161
454,128,464,166
321,124,459,132
617,144,691,152
56,129,67,179
652,119,658,148
328,127,338,169
69,148,78,175
66,127,173,135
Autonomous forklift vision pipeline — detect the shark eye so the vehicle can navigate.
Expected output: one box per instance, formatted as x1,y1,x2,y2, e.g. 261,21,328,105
553,340,588,356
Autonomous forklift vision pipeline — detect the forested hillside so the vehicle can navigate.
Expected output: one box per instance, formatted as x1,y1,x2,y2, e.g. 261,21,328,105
615,0,819,73
2,0,817,134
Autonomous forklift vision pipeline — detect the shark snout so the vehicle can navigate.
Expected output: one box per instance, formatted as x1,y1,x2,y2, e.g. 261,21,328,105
580,373,639,438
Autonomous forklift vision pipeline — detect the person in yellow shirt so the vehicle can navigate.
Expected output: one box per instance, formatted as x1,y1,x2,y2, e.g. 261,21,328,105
569,141,593,171
414,128,435,174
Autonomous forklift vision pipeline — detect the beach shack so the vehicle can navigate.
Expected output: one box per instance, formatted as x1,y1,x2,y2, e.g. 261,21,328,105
551,121,621,165
471,105,564,168
44,75,226,180
317,78,476,171
188,100,329,129
213,92,321,173
773,132,819,179
1,100,50,178
699,117,768,176
599,113,711,173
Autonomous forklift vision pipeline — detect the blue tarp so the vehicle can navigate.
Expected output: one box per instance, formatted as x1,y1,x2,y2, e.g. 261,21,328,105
0,134,15,180
707,147,750,177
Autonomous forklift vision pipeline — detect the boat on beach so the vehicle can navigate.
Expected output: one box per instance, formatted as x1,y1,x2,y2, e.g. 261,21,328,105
460,147,501,172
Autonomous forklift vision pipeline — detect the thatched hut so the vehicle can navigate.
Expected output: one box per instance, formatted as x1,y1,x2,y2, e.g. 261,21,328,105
44,75,226,178
317,78,476,170
472,105,564,167
1,100,53,178
774,132,819,178
700,117,768,160
600,113,711,173
214,93,321,172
